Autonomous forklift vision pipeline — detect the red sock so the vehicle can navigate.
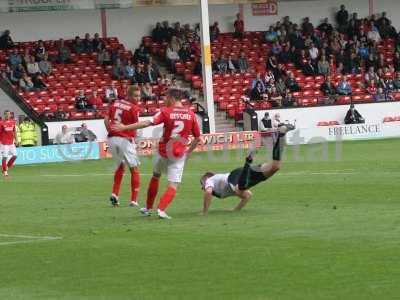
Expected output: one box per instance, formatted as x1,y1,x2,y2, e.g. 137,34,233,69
146,176,160,209
7,156,17,169
112,164,125,197
130,169,140,202
2,159,7,172
158,185,177,211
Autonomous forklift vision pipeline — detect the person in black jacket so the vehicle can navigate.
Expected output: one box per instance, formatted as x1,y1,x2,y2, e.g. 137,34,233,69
0,30,14,49
336,5,349,33
250,82,265,101
344,104,365,124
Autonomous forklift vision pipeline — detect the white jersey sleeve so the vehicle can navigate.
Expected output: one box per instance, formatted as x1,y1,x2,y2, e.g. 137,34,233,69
205,173,236,199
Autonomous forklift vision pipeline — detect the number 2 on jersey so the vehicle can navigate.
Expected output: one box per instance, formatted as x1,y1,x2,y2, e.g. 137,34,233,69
171,120,184,138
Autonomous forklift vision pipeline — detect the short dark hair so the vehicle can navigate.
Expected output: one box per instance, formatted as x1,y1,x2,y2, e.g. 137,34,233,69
200,172,215,189
167,88,183,101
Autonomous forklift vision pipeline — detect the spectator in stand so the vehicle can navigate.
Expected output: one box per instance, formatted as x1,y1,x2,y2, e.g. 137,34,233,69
302,17,314,36
169,77,179,89
88,90,103,110
210,22,220,42
9,49,22,69
32,74,47,90
308,43,319,62
10,64,24,85
161,21,173,42
38,53,52,76
0,30,14,49
234,13,244,39
237,51,249,73
227,55,237,73
134,65,146,84
19,73,35,91
374,87,390,102
56,125,75,144
366,79,378,95
367,23,381,43
318,18,333,35
376,53,387,70
318,55,330,76
267,55,278,72
110,49,121,64
264,70,275,86
133,44,149,64
336,62,345,75
382,75,395,92
76,123,97,142
273,63,286,81
216,55,228,74
303,59,318,76
83,33,93,53
193,57,202,76
75,90,89,111
147,56,161,78
344,104,365,124
58,39,72,64
26,56,40,75
286,72,300,92
336,76,352,95
321,75,337,104
268,86,283,107
275,77,287,95
282,89,296,107
271,41,282,56
105,83,118,102
1,66,12,85
336,5,349,33
365,66,379,85
259,112,272,132
166,43,180,72
35,40,46,61
279,44,292,64
97,46,112,65
265,26,278,43
124,60,136,81
112,58,125,80
145,64,158,84
141,82,156,100
178,43,192,62
250,82,265,101
152,22,164,43
73,36,85,54
295,49,308,68
92,33,103,52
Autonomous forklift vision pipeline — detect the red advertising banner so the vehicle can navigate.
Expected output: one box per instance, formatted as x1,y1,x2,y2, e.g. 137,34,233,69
99,131,261,158
252,0,278,16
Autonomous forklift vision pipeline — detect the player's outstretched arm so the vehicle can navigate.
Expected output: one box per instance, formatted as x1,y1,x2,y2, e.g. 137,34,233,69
202,187,213,215
112,120,152,132
104,116,111,132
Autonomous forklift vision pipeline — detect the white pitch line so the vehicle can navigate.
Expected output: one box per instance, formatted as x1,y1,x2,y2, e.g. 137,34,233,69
0,234,62,246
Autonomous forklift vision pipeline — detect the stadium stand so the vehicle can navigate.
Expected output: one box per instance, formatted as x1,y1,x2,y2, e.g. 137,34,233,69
0,34,196,121
143,10,400,122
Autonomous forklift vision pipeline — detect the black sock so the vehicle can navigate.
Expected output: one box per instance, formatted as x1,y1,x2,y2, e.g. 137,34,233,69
272,134,284,161
238,161,251,190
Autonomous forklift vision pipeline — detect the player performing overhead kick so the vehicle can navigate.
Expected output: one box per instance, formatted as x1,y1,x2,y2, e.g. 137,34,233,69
112,88,201,219
1,110,18,178
104,86,141,208
200,123,295,214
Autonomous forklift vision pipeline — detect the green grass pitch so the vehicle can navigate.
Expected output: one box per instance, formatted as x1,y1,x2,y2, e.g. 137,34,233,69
0,139,399,300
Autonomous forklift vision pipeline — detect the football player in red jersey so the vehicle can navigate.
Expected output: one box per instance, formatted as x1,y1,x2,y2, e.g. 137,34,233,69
112,89,201,219
0,110,18,177
104,86,141,208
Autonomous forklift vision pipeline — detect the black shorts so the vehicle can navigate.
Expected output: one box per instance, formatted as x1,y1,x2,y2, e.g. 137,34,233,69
227,165,267,190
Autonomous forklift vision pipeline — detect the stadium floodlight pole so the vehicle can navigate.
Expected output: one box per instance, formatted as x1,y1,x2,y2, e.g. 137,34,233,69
199,0,216,133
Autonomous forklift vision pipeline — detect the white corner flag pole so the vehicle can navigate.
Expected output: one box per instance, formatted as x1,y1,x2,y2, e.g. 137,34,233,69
199,0,216,133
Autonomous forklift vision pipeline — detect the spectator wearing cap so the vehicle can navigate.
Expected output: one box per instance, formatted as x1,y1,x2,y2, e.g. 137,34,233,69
56,125,75,144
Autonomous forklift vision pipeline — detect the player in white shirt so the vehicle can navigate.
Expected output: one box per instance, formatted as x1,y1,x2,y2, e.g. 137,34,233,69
200,123,295,214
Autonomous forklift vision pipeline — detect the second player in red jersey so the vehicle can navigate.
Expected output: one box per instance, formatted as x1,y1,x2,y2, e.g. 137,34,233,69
0,110,18,177
112,88,201,219
104,86,141,207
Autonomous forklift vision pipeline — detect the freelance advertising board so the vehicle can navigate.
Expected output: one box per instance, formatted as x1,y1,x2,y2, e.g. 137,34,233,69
15,142,100,165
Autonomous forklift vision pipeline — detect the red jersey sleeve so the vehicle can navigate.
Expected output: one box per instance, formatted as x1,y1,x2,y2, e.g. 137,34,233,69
191,113,201,138
152,110,164,125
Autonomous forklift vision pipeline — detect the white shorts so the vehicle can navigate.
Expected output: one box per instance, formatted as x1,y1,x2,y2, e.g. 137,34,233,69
153,153,186,183
108,136,140,168
0,144,17,158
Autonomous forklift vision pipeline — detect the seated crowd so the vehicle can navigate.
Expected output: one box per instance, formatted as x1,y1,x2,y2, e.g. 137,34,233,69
148,6,400,110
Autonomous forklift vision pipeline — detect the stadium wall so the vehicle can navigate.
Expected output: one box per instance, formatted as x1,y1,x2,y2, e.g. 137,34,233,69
1,0,400,50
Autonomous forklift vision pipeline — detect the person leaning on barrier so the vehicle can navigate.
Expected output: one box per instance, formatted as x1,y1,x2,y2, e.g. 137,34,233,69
344,104,365,124
259,112,272,132
75,123,97,143
18,117,37,147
